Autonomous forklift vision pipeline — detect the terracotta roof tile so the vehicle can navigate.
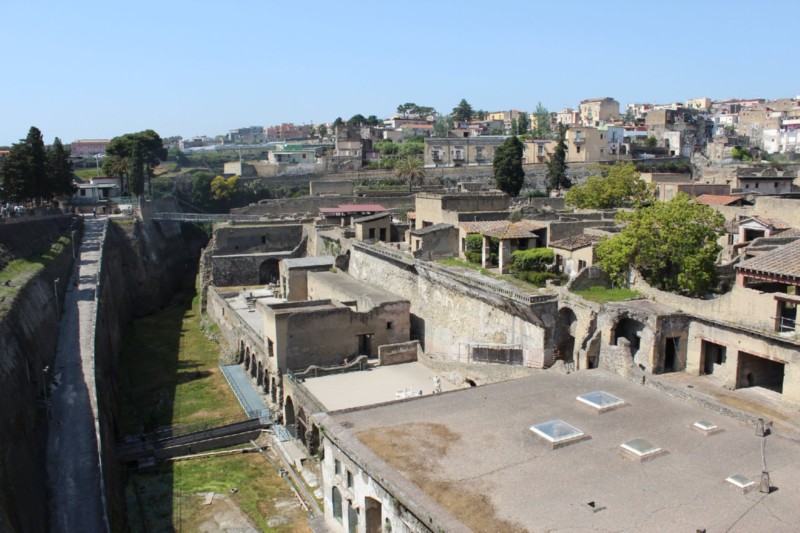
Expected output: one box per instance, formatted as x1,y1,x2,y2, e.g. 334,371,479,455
696,194,745,206
549,234,600,251
737,239,800,279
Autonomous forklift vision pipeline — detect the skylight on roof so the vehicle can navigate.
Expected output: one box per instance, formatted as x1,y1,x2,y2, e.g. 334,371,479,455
577,391,625,412
620,438,665,462
692,420,723,436
530,420,587,448
726,474,756,493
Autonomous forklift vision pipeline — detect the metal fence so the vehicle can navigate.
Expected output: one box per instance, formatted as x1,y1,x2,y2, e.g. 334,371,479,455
468,343,524,365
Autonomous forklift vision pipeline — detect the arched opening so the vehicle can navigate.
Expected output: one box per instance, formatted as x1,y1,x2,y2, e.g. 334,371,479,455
271,377,278,404
555,307,578,365
239,341,245,364
297,408,307,445
613,317,646,357
250,355,257,379
365,497,383,533
257,361,264,386
259,259,280,284
244,352,250,371
263,368,270,394
284,396,296,428
465,379,477,387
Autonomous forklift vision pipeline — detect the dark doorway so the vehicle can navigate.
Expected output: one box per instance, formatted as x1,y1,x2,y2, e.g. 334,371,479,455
556,308,578,364
259,259,279,284
737,352,785,393
664,337,679,372
702,340,726,375
357,334,372,357
379,228,387,241
777,299,797,333
347,500,358,533
284,396,296,426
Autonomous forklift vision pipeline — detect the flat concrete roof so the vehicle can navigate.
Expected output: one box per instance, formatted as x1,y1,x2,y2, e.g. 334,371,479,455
308,271,408,307
326,369,800,531
301,362,458,411
281,256,335,269
225,293,284,337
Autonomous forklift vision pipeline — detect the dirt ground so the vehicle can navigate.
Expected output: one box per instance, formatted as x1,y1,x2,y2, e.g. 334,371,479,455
357,422,527,533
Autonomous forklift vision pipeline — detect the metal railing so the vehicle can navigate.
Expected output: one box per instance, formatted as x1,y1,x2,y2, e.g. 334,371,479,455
421,262,557,306
774,316,797,334
150,212,264,223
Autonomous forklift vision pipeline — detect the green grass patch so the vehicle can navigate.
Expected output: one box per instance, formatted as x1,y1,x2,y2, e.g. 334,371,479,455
436,257,495,277
127,453,310,532
0,234,73,315
571,285,641,304
74,168,100,180
116,295,241,436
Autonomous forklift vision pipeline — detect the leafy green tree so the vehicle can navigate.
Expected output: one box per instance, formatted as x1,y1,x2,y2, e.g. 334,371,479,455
365,115,381,126
564,162,654,209
475,109,488,120
318,124,328,138
596,193,725,295
546,124,569,191
332,117,344,129
731,146,752,161
645,136,658,148
395,156,425,192
1,127,49,204
347,114,366,126
532,102,551,137
398,137,424,157
104,130,167,196
397,103,416,117
433,116,453,137
451,99,474,121
46,137,74,197
211,174,239,201
493,136,525,197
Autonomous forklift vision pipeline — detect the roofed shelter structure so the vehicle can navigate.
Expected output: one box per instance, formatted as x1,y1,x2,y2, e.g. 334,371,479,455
737,239,800,334
463,220,547,274
319,204,387,226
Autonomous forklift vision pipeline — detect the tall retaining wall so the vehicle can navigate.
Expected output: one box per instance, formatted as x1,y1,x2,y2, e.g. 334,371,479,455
347,246,557,367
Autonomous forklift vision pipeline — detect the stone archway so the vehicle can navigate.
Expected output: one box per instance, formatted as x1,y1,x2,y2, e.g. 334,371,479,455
250,355,258,379
365,497,382,533
257,361,264,386
271,377,278,404
239,341,245,364
263,368,270,394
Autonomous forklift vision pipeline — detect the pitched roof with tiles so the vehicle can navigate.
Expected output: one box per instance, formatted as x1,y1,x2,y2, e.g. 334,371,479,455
482,220,546,240
549,234,601,251
459,220,513,234
737,239,800,280
696,194,745,206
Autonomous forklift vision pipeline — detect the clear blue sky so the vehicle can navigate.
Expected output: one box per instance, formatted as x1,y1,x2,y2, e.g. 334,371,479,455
1,0,797,146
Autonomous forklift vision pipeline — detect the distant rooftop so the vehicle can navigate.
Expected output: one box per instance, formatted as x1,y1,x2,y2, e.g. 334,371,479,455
549,234,600,251
319,204,387,214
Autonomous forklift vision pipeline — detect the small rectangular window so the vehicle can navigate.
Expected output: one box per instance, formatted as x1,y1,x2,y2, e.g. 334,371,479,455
346,470,353,488
334,459,341,476
387,321,394,330
576,146,581,153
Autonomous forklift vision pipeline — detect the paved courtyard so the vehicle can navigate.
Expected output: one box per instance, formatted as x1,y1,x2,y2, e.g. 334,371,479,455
301,362,459,411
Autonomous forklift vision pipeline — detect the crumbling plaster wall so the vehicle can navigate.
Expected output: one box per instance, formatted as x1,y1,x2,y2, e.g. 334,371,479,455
348,248,556,367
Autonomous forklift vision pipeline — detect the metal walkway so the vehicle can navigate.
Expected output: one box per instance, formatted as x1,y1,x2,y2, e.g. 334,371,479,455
220,364,269,418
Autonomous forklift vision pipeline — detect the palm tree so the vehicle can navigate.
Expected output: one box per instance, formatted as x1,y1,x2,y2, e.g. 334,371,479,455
395,156,425,193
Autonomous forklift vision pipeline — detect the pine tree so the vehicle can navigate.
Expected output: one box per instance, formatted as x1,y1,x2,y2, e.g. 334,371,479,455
47,137,74,197
493,136,525,197
546,124,569,192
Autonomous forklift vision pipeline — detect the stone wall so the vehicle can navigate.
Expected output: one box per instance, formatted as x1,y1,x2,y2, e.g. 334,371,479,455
232,196,415,217
212,252,292,287
378,341,419,366
347,247,557,368
0,215,74,260
213,224,304,255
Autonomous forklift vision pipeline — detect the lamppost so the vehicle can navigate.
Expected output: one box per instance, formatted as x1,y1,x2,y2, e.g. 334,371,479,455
42,365,50,421
53,278,60,318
